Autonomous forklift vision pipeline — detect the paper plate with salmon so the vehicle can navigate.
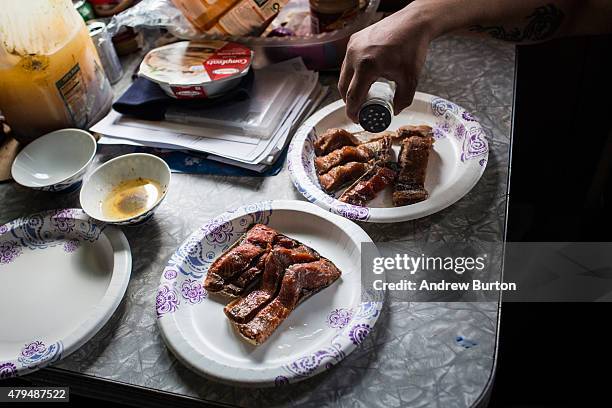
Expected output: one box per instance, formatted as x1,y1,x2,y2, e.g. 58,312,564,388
155,200,383,387
288,92,489,223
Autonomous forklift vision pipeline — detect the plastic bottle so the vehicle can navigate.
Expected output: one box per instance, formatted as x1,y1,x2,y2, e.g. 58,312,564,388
0,0,113,143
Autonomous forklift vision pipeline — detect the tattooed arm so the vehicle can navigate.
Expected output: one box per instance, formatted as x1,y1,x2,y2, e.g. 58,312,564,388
339,0,612,122
443,1,611,42
465,4,567,42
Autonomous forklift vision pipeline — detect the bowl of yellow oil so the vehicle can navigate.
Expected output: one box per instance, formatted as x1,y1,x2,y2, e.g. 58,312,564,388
80,153,171,225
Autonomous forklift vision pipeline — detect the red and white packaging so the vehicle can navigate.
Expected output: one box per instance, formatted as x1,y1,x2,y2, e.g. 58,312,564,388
138,40,253,99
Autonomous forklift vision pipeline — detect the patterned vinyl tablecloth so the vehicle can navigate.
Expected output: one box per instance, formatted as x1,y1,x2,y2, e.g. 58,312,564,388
0,34,514,407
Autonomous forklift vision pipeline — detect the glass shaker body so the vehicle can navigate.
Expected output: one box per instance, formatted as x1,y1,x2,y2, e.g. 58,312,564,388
358,79,396,133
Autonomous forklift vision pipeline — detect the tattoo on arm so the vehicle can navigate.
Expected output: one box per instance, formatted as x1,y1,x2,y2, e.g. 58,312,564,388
469,4,565,42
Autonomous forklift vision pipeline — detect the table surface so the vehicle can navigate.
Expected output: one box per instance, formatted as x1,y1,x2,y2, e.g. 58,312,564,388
0,34,515,408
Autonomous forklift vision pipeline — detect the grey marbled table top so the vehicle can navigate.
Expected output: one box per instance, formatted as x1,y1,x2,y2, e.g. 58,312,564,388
0,34,515,407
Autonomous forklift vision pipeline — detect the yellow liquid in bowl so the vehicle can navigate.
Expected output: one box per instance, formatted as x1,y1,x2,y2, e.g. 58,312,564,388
101,178,163,220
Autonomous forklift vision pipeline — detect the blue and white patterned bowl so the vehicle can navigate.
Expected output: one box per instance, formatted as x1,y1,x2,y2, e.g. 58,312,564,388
156,200,384,387
288,93,489,223
11,129,97,193
80,153,171,226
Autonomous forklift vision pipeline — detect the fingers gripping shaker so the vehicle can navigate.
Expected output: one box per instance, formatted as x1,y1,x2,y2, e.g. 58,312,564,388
358,79,396,133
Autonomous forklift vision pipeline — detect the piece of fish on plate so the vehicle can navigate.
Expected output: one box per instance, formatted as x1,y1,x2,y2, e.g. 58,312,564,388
230,259,342,346
314,137,392,175
318,160,374,193
203,224,276,297
201,223,342,346
368,125,433,143
224,242,320,324
339,163,398,207
393,135,434,206
314,128,361,156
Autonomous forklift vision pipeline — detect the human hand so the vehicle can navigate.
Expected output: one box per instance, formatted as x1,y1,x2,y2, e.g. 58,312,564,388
338,5,436,122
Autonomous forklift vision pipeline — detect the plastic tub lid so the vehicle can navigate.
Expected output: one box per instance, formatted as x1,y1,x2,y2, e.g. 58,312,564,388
138,40,253,94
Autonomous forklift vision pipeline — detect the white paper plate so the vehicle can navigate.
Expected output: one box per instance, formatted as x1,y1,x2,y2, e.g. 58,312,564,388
288,93,488,223
0,209,131,378
156,200,383,387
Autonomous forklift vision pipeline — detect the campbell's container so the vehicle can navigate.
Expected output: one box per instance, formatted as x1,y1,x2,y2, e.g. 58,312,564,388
138,40,253,99
0,0,113,143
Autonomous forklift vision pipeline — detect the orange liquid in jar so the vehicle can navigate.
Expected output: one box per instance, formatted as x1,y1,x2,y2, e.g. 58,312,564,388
0,24,111,143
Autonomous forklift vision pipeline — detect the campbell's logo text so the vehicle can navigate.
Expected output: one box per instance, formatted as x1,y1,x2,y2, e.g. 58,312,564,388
205,58,248,66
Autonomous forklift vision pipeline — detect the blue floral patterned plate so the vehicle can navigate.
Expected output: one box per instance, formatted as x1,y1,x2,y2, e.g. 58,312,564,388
156,200,383,387
288,93,489,223
0,209,131,379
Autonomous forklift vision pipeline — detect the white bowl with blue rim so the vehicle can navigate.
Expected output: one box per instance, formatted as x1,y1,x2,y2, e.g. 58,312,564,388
11,128,97,193
80,153,171,226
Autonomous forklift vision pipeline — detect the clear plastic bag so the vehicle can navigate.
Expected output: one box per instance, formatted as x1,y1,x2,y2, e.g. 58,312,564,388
107,0,199,38
108,0,381,70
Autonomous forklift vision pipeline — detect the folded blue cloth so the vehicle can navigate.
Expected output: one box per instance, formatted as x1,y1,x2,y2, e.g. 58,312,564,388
156,148,286,177
112,71,254,120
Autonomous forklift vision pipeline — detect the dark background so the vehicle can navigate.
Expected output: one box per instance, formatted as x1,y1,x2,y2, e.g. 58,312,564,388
380,1,612,404
380,2,612,403
490,34,612,407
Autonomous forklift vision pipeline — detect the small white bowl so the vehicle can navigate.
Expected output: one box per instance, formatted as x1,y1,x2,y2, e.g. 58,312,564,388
80,153,171,226
11,129,97,192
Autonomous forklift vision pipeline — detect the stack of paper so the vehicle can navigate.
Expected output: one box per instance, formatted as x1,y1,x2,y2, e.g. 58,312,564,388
92,58,326,173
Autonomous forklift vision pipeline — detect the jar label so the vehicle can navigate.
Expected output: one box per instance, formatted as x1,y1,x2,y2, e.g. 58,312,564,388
55,63,88,128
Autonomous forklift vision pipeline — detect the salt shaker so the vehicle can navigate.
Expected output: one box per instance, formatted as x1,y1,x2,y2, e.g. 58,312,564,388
358,79,396,133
